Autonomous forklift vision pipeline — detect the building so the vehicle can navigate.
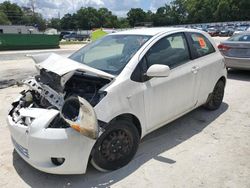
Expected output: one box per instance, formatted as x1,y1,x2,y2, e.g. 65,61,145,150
0,25,39,34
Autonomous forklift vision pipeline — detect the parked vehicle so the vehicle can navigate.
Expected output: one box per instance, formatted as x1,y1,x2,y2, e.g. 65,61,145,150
207,27,220,36
219,27,235,37
63,32,88,41
59,31,71,40
218,32,250,69
233,26,248,35
7,28,227,174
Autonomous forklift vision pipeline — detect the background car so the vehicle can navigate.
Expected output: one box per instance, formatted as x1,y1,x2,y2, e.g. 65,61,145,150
59,31,71,40
63,32,88,41
218,32,250,69
207,27,220,36
233,26,248,35
219,27,235,36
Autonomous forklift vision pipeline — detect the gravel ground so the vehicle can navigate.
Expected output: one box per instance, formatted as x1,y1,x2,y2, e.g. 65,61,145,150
1,39,250,188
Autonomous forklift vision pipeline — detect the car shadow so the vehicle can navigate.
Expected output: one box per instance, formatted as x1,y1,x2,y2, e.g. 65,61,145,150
13,103,228,188
227,69,250,81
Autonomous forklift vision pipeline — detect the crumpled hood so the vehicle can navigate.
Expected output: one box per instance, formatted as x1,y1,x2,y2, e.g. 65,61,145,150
29,53,115,80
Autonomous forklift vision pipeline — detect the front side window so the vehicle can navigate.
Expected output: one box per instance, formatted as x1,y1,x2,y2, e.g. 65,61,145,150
146,33,190,69
189,33,215,58
70,34,151,75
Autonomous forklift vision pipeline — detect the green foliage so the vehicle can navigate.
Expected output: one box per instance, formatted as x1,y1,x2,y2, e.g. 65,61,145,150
0,1,23,24
118,18,130,28
48,18,61,30
98,8,118,28
77,7,99,29
0,2,46,31
0,10,10,24
61,13,78,30
60,7,121,30
0,0,249,31
185,0,250,23
127,8,147,26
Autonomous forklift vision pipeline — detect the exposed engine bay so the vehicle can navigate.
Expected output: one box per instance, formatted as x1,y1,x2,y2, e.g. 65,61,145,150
9,70,111,139
23,70,111,109
8,53,114,139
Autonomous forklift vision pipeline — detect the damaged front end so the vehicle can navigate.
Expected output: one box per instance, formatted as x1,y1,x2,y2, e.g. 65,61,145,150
9,53,113,139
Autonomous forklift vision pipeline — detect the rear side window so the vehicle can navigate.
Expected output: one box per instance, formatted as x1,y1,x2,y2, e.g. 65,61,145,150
189,33,215,58
146,33,190,69
228,34,250,42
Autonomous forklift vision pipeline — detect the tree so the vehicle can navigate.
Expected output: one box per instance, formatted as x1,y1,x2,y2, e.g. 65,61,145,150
96,8,120,28
0,1,23,24
48,18,61,30
31,13,46,31
169,0,188,24
230,0,250,21
1,0,250,31
152,4,177,26
98,8,111,27
0,10,10,24
214,0,231,22
152,7,167,26
76,7,99,29
145,10,153,22
117,18,130,28
127,8,147,27
61,13,77,30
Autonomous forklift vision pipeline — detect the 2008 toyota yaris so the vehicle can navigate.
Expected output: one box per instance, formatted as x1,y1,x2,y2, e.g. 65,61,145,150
7,28,227,174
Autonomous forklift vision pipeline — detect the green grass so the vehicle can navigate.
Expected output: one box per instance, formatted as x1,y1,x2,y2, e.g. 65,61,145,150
91,29,108,41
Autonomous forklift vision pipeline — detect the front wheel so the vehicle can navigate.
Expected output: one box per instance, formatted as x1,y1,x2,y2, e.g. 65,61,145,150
90,119,140,172
204,80,225,110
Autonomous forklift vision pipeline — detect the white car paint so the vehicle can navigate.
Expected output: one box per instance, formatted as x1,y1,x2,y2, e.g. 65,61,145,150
7,27,227,174
30,53,115,79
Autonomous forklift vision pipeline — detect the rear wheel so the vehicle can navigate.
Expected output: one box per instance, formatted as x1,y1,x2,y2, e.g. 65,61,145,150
204,80,225,110
91,119,140,172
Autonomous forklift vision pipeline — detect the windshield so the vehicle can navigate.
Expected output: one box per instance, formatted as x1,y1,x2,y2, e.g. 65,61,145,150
69,34,151,75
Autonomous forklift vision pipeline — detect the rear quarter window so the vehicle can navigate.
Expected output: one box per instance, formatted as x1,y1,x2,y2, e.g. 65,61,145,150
189,33,215,58
228,34,250,42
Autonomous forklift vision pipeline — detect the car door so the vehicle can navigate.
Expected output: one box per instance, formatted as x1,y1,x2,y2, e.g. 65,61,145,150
140,33,201,132
185,32,222,103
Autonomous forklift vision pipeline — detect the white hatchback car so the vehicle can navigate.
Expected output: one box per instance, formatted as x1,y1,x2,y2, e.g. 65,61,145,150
7,27,227,174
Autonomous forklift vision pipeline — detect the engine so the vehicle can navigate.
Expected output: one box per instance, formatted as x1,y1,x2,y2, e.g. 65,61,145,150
64,71,110,106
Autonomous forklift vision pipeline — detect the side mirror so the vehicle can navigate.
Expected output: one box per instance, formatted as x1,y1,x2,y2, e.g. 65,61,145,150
146,64,170,77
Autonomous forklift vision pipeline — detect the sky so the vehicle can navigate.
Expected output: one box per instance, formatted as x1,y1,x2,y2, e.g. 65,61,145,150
0,0,172,19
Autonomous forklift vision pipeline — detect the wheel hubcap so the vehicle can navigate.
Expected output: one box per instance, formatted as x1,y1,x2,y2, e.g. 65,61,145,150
100,129,132,162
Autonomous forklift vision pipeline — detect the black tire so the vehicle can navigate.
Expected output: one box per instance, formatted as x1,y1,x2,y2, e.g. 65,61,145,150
204,80,225,110
90,119,140,172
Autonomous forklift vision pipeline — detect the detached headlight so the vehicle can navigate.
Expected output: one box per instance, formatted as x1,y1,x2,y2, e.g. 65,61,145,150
61,96,99,139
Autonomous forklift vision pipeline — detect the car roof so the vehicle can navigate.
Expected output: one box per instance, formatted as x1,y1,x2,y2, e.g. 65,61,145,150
111,27,189,36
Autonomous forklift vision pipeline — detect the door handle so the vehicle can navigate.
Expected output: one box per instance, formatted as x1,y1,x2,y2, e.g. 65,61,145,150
191,66,199,74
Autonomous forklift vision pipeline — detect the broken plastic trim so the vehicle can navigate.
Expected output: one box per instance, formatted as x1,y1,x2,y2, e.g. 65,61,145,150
61,96,98,139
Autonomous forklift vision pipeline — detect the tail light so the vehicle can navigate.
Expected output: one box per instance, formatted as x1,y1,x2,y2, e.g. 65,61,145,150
218,44,231,51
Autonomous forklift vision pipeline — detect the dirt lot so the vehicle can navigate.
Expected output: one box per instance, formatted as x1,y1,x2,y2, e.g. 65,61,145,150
0,41,250,188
